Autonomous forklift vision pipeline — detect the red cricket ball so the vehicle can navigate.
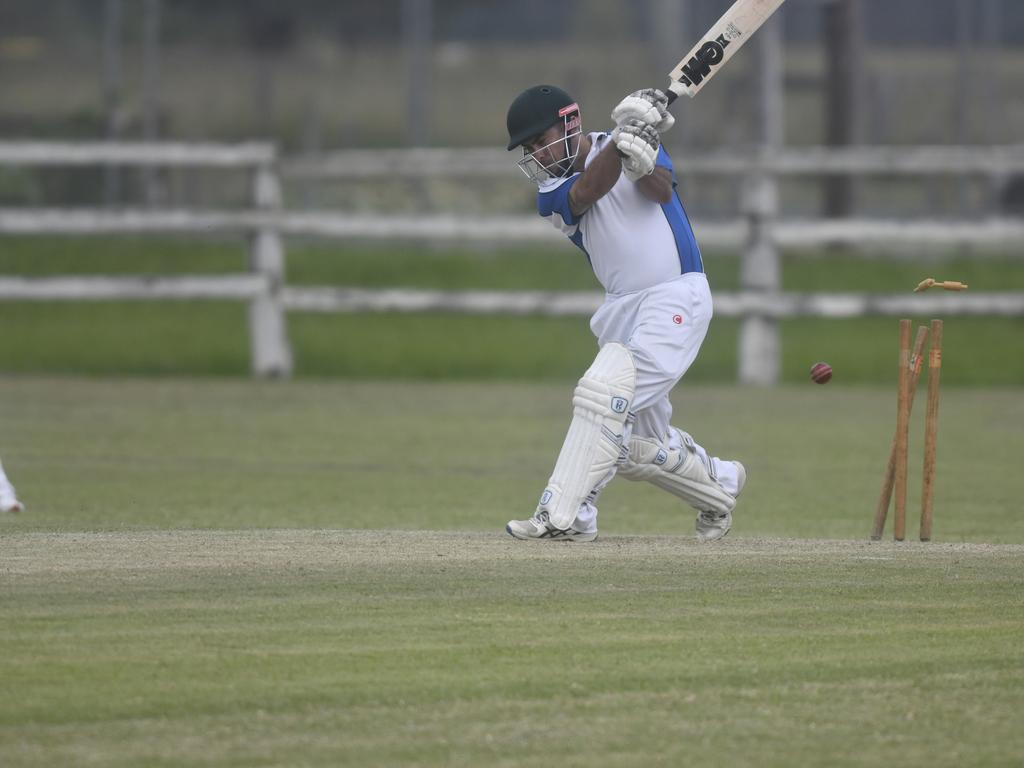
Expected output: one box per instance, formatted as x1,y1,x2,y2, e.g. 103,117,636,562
810,362,833,384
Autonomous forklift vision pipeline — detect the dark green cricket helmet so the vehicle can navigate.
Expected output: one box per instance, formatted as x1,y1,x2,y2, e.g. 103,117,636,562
506,84,577,151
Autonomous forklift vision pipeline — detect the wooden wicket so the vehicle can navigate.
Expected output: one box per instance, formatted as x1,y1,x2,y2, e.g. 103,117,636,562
872,318,943,542
892,320,912,541
920,319,943,541
871,324,929,540
913,278,968,293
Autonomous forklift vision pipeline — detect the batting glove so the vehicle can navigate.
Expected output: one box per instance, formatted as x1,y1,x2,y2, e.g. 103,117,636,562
611,88,675,133
614,119,660,182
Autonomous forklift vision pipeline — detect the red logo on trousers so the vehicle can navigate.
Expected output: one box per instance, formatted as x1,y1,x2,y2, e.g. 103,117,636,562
672,314,683,325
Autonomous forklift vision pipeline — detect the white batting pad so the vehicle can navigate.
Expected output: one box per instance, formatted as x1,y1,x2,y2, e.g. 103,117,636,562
537,343,636,530
617,432,736,514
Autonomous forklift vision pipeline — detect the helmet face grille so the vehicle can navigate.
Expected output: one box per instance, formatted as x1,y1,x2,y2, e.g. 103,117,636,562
515,121,582,184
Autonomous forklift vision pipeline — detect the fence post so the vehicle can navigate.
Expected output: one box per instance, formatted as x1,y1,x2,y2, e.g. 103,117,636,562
248,157,293,377
739,12,784,387
738,158,781,386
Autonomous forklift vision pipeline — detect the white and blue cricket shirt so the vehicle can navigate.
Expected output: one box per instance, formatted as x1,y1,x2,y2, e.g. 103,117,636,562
537,131,703,295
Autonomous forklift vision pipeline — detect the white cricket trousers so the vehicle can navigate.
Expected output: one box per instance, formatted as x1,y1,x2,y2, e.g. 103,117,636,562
571,272,741,532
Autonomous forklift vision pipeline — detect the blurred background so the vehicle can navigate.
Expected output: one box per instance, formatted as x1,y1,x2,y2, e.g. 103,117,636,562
3,2,1022,148
0,0,1022,385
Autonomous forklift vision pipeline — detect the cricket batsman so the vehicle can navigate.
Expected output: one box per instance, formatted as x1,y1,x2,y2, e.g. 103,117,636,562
504,84,744,543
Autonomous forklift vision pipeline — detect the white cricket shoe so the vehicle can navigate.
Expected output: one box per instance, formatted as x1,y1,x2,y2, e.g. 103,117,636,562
0,487,24,514
506,510,597,542
694,461,745,543
732,460,747,497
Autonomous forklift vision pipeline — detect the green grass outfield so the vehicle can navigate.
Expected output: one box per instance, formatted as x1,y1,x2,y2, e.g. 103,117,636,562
2,376,1023,766
1,237,1023,383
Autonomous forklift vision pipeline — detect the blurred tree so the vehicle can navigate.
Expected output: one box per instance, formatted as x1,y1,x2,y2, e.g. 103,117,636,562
570,0,635,43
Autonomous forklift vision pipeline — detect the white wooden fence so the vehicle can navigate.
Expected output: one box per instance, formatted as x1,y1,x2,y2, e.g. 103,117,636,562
2,142,1024,380
283,145,1024,384
0,141,293,377
281,145,1024,179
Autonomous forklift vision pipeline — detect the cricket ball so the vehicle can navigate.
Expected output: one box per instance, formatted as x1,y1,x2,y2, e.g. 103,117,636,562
810,362,833,384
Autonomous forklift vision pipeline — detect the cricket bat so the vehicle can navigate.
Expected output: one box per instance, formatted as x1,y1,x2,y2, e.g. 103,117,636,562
665,0,787,103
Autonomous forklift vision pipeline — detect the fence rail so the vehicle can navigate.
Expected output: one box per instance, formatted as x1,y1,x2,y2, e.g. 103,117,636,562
282,145,1024,179
5,209,1024,248
5,278,1020,319
0,141,275,167
2,141,1024,382
277,287,1024,318
0,141,294,377
0,275,266,301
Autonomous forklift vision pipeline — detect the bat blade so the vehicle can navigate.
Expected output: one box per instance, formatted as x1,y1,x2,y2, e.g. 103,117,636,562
667,0,786,102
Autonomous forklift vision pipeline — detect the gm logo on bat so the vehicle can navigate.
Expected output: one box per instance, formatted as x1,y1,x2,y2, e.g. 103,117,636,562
677,23,744,88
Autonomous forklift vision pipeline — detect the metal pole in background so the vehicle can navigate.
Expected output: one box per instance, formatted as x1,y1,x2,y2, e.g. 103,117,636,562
403,0,432,148
823,0,864,217
102,0,123,205
651,0,688,147
954,0,973,213
301,45,327,209
737,9,784,386
981,0,1002,145
954,0,973,147
981,0,1004,213
142,0,163,205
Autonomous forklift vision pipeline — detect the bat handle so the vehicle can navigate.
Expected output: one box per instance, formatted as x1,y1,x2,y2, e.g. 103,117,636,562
665,86,681,107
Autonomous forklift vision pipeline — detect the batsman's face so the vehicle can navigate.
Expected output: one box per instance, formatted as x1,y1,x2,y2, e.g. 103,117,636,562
523,125,568,166
517,119,582,184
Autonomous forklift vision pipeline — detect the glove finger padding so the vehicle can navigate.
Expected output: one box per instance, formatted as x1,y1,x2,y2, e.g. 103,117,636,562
611,88,675,133
614,120,659,182
621,153,654,182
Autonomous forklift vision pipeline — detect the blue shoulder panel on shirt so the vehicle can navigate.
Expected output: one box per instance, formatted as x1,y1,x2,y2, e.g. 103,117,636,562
537,175,581,227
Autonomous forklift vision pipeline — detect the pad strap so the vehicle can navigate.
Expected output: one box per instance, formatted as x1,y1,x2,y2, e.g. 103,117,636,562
617,432,735,514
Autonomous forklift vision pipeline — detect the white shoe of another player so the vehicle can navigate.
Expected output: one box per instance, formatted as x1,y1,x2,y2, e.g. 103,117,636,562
0,488,24,514
695,461,745,543
506,510,597,543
